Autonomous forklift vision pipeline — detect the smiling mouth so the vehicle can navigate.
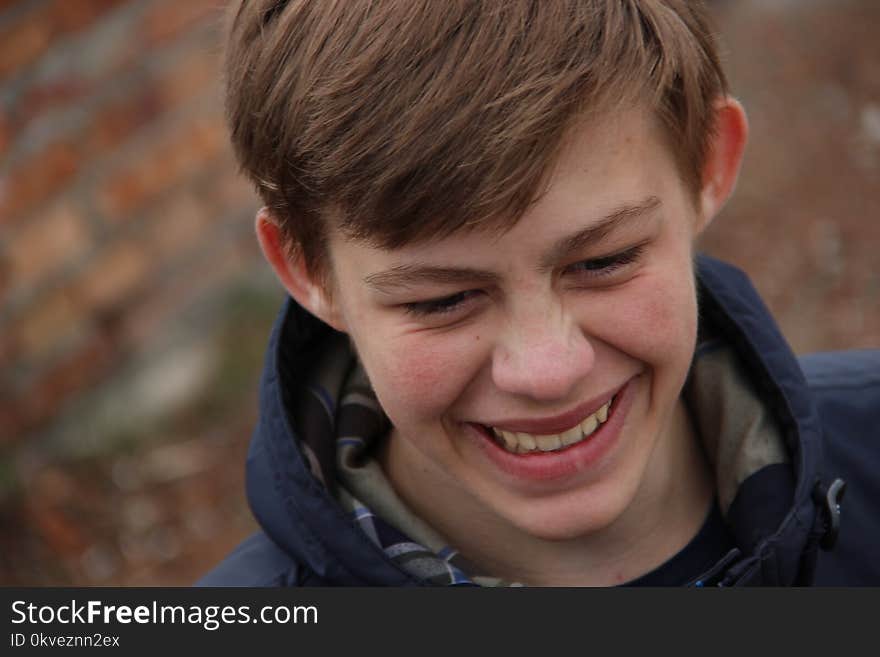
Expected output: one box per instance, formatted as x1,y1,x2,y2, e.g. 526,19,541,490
482,394,617,455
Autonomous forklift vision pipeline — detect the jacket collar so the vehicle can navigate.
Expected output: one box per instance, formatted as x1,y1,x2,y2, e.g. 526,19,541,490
692,255,825,585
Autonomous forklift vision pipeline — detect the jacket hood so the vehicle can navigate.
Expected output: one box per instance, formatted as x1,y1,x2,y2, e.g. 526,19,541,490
245,254,831,586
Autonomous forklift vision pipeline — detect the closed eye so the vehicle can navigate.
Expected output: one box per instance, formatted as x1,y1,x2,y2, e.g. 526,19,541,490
401,244,645,317
402,290,482,317
565,244,645,278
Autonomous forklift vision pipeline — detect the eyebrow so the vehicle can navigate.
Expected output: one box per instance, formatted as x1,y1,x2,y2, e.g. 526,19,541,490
538,195,661,272
363,195,661,293
364,264,501,293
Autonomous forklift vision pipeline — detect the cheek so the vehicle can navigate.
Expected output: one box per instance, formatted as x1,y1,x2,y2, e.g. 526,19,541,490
355,328,488,425
593,266,698,370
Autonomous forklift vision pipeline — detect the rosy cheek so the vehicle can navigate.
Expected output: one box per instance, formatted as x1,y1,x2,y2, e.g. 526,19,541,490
593,268,697,364
360,330,487,424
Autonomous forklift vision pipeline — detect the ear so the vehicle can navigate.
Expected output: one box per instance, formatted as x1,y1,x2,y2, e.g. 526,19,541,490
697,97,749,233
254,208,348,332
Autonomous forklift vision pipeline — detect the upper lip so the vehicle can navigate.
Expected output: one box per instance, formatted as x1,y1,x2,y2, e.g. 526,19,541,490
477,380,629,435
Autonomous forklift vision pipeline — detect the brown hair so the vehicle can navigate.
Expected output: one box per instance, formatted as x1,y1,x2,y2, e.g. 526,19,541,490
224,0,727,283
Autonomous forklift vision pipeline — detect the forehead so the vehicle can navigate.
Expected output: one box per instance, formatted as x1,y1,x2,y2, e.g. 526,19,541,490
329,107,681,261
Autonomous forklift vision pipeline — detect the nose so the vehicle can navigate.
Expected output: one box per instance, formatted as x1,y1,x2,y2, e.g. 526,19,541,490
491,306,595,401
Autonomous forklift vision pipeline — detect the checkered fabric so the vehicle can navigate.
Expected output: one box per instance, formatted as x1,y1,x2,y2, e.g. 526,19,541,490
290,333,516,586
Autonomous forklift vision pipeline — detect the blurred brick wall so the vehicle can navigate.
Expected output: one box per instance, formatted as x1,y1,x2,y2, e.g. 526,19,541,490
701,0,880,352
0,0,268,455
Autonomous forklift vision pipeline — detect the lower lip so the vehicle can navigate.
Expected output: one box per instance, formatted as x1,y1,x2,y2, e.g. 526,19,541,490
467,377,638,484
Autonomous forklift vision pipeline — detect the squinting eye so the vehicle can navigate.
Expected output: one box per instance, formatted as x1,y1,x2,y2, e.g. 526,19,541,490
567,244,645,278
402,290,480,317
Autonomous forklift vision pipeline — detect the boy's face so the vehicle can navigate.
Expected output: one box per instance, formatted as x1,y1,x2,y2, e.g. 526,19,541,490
323,107,709,541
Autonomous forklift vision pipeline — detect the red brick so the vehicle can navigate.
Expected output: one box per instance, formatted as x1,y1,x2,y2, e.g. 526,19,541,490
0,11,51,80
76,240,149,311
13,287,80,363
0,316,18,364
0,401,24,446
13,78,88,136
0,109,10,155
119,235,254,349
8,203,90,294
157,47,219,109
80,50,219,164
0,0,25,15
142,0,222,48
0,0,127,81
11,333,117,439
44,334,115,399
98,116,227,220
148,191,210,260
0,249,10,304
82,87,164,158
97,171,145,224
50,0,128,36
0,140,79,227
27,504,89,556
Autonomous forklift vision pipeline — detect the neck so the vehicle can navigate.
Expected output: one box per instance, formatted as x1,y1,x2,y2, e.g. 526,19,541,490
380,397,714,586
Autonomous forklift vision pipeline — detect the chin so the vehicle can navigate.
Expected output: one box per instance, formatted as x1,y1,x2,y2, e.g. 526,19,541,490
501,488,632,543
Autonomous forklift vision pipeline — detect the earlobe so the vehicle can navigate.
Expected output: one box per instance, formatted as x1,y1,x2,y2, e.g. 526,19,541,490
254,208,347,332
698,97,749,232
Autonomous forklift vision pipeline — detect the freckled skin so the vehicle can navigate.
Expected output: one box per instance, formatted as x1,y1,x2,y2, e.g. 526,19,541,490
325,107,717,584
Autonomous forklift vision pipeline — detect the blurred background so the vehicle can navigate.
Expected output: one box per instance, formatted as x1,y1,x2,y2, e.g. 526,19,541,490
0,0,877,585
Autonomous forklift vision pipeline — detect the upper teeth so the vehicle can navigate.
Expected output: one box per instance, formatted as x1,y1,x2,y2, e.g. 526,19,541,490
491,399,611,454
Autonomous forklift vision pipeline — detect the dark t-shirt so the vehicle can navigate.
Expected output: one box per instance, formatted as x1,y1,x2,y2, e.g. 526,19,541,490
623,500,736,586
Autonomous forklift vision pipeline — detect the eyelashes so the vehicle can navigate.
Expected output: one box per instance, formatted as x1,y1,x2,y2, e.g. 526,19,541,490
403,290,482,317
401,244,646,318
564,244,645,278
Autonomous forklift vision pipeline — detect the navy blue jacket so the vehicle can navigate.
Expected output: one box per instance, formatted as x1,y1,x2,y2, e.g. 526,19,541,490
199,255,880,586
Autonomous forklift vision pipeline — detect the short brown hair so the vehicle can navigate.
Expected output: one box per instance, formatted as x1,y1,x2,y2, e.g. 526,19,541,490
224,0,727,282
